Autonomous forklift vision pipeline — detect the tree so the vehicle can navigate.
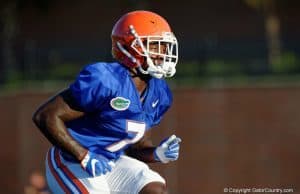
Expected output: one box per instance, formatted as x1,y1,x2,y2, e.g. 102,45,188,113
0,1,17,84
244,0,281,71
0,0,55,85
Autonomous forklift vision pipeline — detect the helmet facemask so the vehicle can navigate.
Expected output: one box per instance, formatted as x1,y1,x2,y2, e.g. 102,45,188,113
116,25,178,79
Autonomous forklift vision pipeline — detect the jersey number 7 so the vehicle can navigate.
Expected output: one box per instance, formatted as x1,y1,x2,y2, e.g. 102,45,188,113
106,120,146,152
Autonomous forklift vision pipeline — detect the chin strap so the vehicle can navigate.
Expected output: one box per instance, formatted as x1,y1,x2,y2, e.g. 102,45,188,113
116,42,138,65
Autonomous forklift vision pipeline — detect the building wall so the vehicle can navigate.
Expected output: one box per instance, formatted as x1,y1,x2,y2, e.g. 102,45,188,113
1,86,299,193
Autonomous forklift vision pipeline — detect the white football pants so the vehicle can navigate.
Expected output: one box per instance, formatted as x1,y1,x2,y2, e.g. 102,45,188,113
45,147,165,194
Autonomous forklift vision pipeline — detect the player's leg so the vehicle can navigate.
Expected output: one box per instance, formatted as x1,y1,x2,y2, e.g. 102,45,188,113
106,155,167,194
139,182,168,194
45,146,110,193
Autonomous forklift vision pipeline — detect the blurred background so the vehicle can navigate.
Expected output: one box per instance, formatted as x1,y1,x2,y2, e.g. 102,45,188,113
1,0,300,193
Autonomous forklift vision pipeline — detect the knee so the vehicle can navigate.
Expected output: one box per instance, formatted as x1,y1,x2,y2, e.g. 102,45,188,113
139,182,168,194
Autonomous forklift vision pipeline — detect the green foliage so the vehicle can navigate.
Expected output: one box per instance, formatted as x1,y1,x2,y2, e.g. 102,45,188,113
176,61,201,78
2,54,300,91
47,63,82,80
271,52,300,73
171,55,300,87
204,59,244,76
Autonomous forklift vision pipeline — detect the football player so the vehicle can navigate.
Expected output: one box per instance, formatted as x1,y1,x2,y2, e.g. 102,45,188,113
33,10,181,194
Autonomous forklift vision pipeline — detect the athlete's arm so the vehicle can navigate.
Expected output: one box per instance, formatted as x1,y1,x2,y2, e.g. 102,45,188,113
125,130,157,163
126,131,182,164
32,88,87,161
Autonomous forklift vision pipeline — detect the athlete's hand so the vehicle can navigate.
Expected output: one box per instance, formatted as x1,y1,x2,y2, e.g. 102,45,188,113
80,151,112,177
154,134,182,163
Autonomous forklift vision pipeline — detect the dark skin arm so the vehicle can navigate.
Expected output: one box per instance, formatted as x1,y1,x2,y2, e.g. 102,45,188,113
33,88,158,163
125,130,158,163
32,89,87,161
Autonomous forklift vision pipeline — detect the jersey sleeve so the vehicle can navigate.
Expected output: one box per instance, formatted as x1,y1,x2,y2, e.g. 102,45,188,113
69,64,110,112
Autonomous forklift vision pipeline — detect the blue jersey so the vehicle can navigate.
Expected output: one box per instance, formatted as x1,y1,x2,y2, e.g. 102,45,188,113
66,62,172,160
